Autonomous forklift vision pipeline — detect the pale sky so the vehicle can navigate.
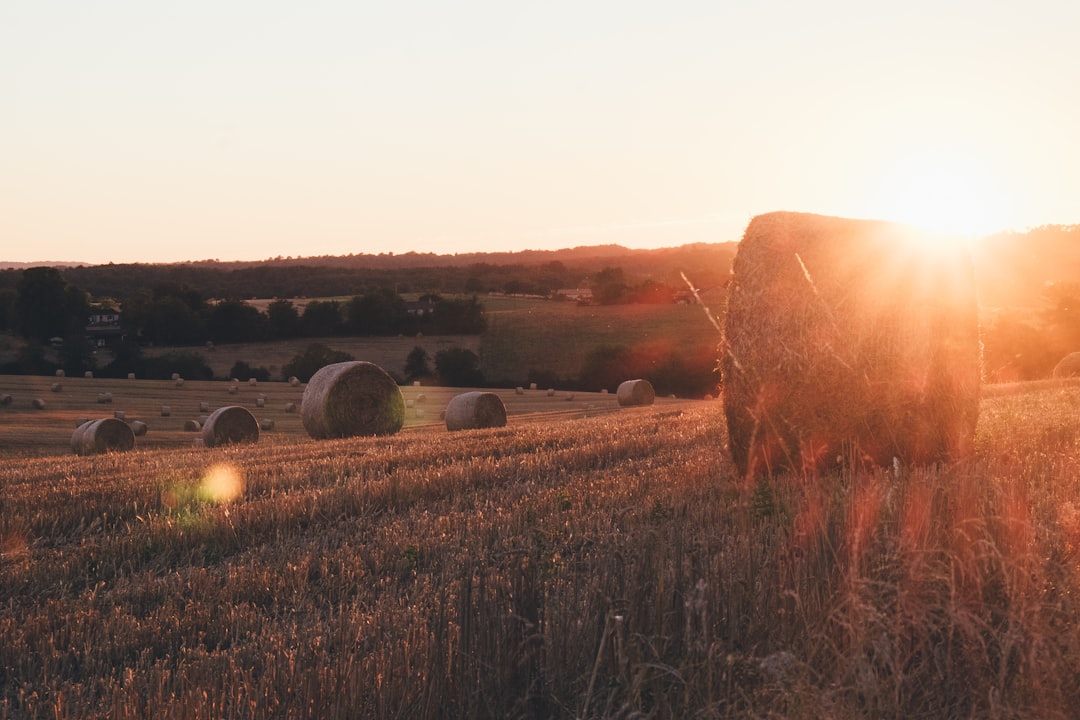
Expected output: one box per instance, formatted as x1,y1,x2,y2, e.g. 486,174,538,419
3,1,1078,264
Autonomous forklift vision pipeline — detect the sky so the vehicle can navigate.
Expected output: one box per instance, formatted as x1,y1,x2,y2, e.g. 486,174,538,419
3,0,1079,265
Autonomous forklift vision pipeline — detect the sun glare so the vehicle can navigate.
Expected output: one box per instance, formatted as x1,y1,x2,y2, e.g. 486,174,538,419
869,150,1006,240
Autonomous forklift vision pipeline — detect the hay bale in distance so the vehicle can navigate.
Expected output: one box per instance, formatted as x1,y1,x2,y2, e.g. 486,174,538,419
529,382,538,391
259,418,275,431
256,396,266,408
444,391,507,431
0,394,12,406
127,372,136,380
51,382,62,392
171,372,181,381
113,410,126,420
301,361,405,439
202,406,260,448
284,402,297,413
546,388,556,397
1052,352,1080,378
97,392,112,404
722,211,981,477
617,379,655,407
199,401,210,413
183,419,202,432
175,378,185,388
515,387,524,395
248,378,257,386
161,405,171,417
31,398,45,410
228,385,238,395
71,418,135,456
55,369,65,377
84,371,93,379
129,420,148,437
288,376,301,387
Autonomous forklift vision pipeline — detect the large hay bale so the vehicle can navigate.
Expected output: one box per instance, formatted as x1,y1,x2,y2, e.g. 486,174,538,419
201,405,260,448
722,211,981,477
617,379,655,407
1052,352,1080,378
301,361,405,439
444,391,507,431
71,418,135,456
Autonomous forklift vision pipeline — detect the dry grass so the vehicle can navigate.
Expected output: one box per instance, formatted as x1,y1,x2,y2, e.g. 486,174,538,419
2,380,1080,717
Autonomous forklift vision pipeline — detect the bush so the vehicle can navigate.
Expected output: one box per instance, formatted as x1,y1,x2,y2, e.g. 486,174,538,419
435,348,485,387
282,344,356,383
229,360,272,383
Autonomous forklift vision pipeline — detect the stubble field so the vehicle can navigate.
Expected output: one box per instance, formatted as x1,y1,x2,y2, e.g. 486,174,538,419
3,379,1080,717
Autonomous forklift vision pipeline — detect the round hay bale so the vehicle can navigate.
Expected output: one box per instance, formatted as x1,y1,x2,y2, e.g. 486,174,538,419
284,402,297,413
84,371,93,379
201,406,260,448
175,378,185,388
416,393,427,404
196,414,209,425
722,211,981,477
127,372,136,380
161,405,171,417
228,385,238,395
1052,352,1080,378
288,376,301,387
50,382,63,392
183,419,202,432
444,391,507,431
529,382,538,391
515,387,524,395
129,420,148,437
617,379,655,407
256,396,266,408
113,410,126,420
199,401,210,413
31,398,45,410
546,388,556,397
600,388,608,394
171,372,181,381
0,394,12,406
259,418,275,431
55,369,65,377
71,418,135,456
565,393,575,401
97,392,112,404
248,378,257,386
412,380,421,387
301,361,405,439
416,408,426,419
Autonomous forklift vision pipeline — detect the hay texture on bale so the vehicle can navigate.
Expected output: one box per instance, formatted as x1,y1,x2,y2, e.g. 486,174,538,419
617,379,655,407
201,405,260,448
1052,352,1080,378
301,361,405,439
444,391,507,431
71,418,135,456
722,211,981,477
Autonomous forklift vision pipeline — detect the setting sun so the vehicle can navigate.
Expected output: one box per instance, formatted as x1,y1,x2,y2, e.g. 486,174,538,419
870,149,1007,238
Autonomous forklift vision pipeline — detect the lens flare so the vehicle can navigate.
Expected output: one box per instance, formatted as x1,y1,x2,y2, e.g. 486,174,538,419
200,463,244,504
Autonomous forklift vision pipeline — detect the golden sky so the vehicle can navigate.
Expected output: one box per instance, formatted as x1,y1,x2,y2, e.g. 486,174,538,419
3,1,1078,264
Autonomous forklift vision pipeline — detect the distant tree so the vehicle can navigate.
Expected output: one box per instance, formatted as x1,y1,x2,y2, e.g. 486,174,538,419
13,341,55,375
404,346,433,384
15,267,82,341
429,296,486,334
206,300,271,343
0,289,16,333
435,347,485,387
590,267,628,305
229,360,271,382
282,343,355,383
142,296,205,346
345,289,410,335
267,299,300,339
142,351,214,381
58,334,97,377
299,301,343,337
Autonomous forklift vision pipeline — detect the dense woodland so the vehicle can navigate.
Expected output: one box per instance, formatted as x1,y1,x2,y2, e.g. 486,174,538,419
2,227,1080,386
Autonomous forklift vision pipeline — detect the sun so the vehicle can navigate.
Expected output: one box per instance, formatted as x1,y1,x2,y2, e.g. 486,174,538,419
869,149,1006,239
